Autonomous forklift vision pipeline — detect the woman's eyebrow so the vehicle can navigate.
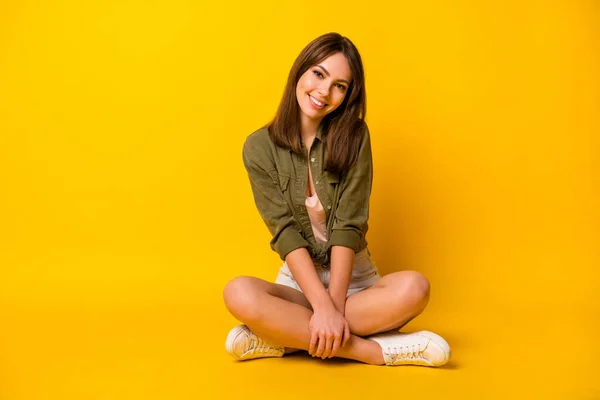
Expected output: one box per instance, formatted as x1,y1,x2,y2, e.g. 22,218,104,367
316,65,350,85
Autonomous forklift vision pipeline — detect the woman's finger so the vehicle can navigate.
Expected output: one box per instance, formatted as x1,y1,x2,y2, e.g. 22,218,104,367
315,332,326,358
322,335,333,359
309,331,318,356
342,321,351,347
329,334,342,358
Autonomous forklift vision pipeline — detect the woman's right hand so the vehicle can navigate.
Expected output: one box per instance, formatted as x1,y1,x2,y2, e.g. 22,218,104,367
308,302,350,359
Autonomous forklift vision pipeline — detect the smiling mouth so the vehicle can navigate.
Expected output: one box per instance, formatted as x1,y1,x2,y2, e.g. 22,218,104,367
308,94,327,107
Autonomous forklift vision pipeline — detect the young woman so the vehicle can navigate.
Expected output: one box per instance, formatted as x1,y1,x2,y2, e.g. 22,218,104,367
223,32,451,367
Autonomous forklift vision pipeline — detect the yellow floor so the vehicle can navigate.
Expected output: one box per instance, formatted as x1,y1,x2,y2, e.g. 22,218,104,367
1,290,597,400
1,1,597,399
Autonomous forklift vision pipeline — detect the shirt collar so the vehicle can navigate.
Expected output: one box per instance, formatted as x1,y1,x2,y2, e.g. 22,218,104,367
315,123,324,141
298,124,325,151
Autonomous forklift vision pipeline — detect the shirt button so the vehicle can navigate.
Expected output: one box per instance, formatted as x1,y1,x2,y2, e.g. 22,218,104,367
311,157,316,162
327,205,331,210
315,181,319,184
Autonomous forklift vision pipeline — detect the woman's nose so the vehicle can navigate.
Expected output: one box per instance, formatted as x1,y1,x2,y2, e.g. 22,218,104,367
317,83,330,97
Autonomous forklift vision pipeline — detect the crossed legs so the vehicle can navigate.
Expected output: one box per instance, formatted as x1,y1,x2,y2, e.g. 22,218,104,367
223,270,430,364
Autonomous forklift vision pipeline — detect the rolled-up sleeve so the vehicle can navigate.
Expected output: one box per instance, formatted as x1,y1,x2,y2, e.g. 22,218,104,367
328,123,373,252
242,135,309,260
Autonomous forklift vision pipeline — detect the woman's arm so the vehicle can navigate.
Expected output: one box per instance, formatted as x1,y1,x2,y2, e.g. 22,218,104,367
327,245,354,314
328,122,373,252
327,123,373,309
286,247,350,359
285,247,333,310
243,133,309,260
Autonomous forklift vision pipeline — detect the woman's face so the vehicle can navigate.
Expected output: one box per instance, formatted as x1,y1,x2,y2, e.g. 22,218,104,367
295,52,353,125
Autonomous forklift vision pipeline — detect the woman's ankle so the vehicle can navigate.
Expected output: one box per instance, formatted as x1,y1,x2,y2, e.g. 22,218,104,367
364,339,385,365
339,335,385,365
284,347,302,354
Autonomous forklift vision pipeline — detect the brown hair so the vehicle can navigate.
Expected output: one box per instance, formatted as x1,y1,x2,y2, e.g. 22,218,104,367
266,32,367,174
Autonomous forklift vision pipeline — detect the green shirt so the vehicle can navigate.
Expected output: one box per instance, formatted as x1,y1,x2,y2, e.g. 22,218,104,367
242,122,373,266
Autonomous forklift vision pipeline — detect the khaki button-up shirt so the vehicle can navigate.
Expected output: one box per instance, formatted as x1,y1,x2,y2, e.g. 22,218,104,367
242,122,373,266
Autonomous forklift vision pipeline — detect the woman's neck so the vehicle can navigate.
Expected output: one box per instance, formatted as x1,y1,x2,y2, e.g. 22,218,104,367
302,131,317,151
300,112,321,134
300,115,321,150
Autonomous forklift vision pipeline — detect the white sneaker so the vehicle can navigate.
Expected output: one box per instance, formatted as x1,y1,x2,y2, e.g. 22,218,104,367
225,325,285,361
368,330,451,367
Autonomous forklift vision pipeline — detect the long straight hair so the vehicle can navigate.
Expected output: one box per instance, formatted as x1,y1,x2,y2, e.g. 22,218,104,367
266,32,367,174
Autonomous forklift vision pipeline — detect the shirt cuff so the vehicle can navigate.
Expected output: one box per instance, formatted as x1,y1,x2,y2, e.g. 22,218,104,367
328,229,362,253
272,227,310,260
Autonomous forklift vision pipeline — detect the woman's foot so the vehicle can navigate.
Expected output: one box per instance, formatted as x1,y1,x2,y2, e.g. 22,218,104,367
367,330,451,367
225,325,285,361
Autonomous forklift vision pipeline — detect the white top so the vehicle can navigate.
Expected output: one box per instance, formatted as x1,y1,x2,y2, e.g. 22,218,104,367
305,192,327,243
305,162,327,243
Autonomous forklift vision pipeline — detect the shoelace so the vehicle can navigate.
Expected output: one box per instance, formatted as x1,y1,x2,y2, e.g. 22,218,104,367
248,335,279,355
385,343,425,362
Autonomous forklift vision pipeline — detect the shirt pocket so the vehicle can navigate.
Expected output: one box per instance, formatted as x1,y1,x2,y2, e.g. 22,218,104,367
325,171,340,185
278,173,290,192
276,173,294,210
323,171,340,208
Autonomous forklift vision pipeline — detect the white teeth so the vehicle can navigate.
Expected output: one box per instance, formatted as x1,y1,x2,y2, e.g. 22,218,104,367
309,95,325,107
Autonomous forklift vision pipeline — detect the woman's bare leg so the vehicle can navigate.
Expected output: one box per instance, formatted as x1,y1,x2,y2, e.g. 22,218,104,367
344,270,431,336
223,276,384,364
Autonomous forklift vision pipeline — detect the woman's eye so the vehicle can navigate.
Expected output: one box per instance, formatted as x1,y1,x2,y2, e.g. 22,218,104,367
313,70,323,78
336,84,347,91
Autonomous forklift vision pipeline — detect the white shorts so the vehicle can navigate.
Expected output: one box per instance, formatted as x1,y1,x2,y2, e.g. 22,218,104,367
274,248,381,298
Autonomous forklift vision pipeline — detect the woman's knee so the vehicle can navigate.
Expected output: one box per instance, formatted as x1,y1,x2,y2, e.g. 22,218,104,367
396,271,431,311
223,276,266,322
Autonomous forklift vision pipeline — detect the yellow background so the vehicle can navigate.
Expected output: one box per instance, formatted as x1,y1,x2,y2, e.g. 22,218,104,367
1,0,598,398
